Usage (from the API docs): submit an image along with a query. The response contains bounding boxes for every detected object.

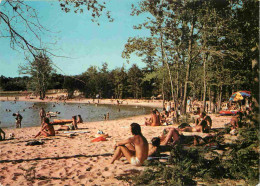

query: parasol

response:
[229,91,251,101]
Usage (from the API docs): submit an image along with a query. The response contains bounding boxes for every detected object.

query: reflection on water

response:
[0,101,152,128]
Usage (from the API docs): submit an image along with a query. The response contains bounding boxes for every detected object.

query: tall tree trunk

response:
[217,85,223,112]
[209,86,211,112]
[251,46,259,111]
[175,54,180,111]
[202,53,208,112]
[160,32,175,102]
[162,77,165,108]
[182,21,194,115]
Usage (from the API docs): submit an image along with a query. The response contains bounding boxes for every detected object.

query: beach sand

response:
[0,97,233,185]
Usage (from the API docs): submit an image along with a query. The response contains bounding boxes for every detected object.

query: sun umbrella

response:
[229,91,251,101]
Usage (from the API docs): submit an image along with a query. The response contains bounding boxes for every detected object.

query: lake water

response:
[0,101,152,128]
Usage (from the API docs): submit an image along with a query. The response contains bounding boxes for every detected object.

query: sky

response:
[0,0,150,77]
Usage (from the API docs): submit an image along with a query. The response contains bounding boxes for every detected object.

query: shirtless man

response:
[35,118,55,138]
[145,110,161,126]
[110,123,148,166]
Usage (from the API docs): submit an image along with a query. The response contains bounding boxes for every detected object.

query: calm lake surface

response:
[0,101,152,128]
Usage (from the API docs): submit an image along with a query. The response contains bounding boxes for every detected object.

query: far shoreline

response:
[0,95,164,109]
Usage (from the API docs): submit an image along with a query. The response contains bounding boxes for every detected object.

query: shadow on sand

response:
[0,153,113,164]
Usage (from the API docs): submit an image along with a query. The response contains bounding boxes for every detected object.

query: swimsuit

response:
[131,156,141,166]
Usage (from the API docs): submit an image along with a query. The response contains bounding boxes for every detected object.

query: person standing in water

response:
[15,112,23,128]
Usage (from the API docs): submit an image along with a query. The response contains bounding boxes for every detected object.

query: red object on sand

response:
[91,136,107,142]
[219,110,240,116]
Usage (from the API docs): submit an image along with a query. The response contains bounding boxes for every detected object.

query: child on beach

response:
[111,123,148,166]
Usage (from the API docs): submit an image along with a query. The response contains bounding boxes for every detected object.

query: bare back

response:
[132,135,149,164]
[151,114,160,126]
[45,123,55,136]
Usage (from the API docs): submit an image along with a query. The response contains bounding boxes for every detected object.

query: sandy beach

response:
[0,98,233,185]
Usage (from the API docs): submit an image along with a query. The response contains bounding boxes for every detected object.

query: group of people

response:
[110,120,215,166]
[35,108,83,138]
[111,110,214,166]
[144,108,179,126]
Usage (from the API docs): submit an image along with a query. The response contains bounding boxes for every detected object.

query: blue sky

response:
[0,0,150,77]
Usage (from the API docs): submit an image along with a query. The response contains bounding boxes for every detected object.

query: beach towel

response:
[26,140,44,146]
[63,131,90,134]
[147,154,170,161]
[91,136,107,142]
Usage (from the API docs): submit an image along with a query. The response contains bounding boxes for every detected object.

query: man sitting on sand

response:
[57,116,78,131]
[110,123,148,166]
[195,112,212,129]
[145,110,161,126]
[35,118,55,138]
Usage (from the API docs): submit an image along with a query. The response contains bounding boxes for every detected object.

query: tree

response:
[111,67,127,99]
[19,52,55,99]
[59,0,113,24]
[127,64,143,98]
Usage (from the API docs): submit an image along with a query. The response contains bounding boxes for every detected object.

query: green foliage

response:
[19,52,55,99]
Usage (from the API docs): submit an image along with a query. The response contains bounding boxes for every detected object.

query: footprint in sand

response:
[104,167,109,171]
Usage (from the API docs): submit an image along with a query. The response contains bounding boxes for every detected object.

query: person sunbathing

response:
[57,116,78,131]
[179,120,209,133]
[35,118,55,138]
[145,110,161,126]
[148,137,173,157]
[158,127,216,147]
[148,137,161,157]
[110,123,148,166]
[160,128,181,146]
